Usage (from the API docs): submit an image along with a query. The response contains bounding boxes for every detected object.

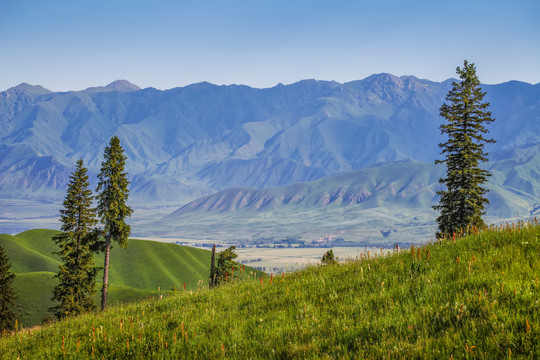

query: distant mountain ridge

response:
[1,74,539,206]
[1,75,539,238]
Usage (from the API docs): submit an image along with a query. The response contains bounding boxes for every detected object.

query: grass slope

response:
[1,222,539,358]
[0,230,60,273]
[12,272,57,327]
[0,229,264,327]
[12,272,158,327]
[96,240,213,292]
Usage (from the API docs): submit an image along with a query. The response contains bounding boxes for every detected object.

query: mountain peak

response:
[6,83,52,95]
[105,80,141,92]
[365,73,402,82]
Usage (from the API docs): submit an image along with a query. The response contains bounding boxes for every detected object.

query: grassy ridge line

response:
[99,239,214,291]
[0,231,60,273]
[0,229,215,292]
[1,223,539,359]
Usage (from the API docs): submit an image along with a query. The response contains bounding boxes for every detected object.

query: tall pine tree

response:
[0,243,18,332]
[433,60,495,238]
[96,136,132,311]
[51,159,99,319]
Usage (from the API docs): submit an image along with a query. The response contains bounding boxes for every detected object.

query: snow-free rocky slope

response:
[1,75,539,238]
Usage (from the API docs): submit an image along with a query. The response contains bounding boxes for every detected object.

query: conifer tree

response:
[321,249,336,265]
[212,246,239,286]
[51,159,99,319]
[0,243,18,332]
[96,136,132,310]
[433,60,495,238]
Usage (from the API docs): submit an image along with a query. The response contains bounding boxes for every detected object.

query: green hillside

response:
[11,272,158,327]
[1,222,539,358]
[12,272,57,326]
[154,151,540,244]
[0,229,264,327]
[0,230,61,273]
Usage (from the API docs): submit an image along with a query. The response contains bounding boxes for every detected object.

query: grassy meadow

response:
[1,221,539,358]
[0,229,265,327]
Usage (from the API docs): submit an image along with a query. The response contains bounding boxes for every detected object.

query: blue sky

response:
[1,0,539,91]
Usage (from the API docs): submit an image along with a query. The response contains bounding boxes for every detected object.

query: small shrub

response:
[321,249,336,265]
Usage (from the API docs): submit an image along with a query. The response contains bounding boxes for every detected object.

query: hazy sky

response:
[1,0,539,91]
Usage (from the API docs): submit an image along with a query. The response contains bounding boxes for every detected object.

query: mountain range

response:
[1,75,539,241]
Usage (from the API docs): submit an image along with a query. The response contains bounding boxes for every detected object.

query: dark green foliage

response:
[321,249,336,264]
[96,136,133,310]
[434,60,495,238]
[212,246,239,286]
[209,244,217,288]
[51,159,99,319]
[0,244,17,332]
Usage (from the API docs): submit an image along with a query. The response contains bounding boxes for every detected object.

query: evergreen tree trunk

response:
[100,236,111,311]
[209,244,216,288]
